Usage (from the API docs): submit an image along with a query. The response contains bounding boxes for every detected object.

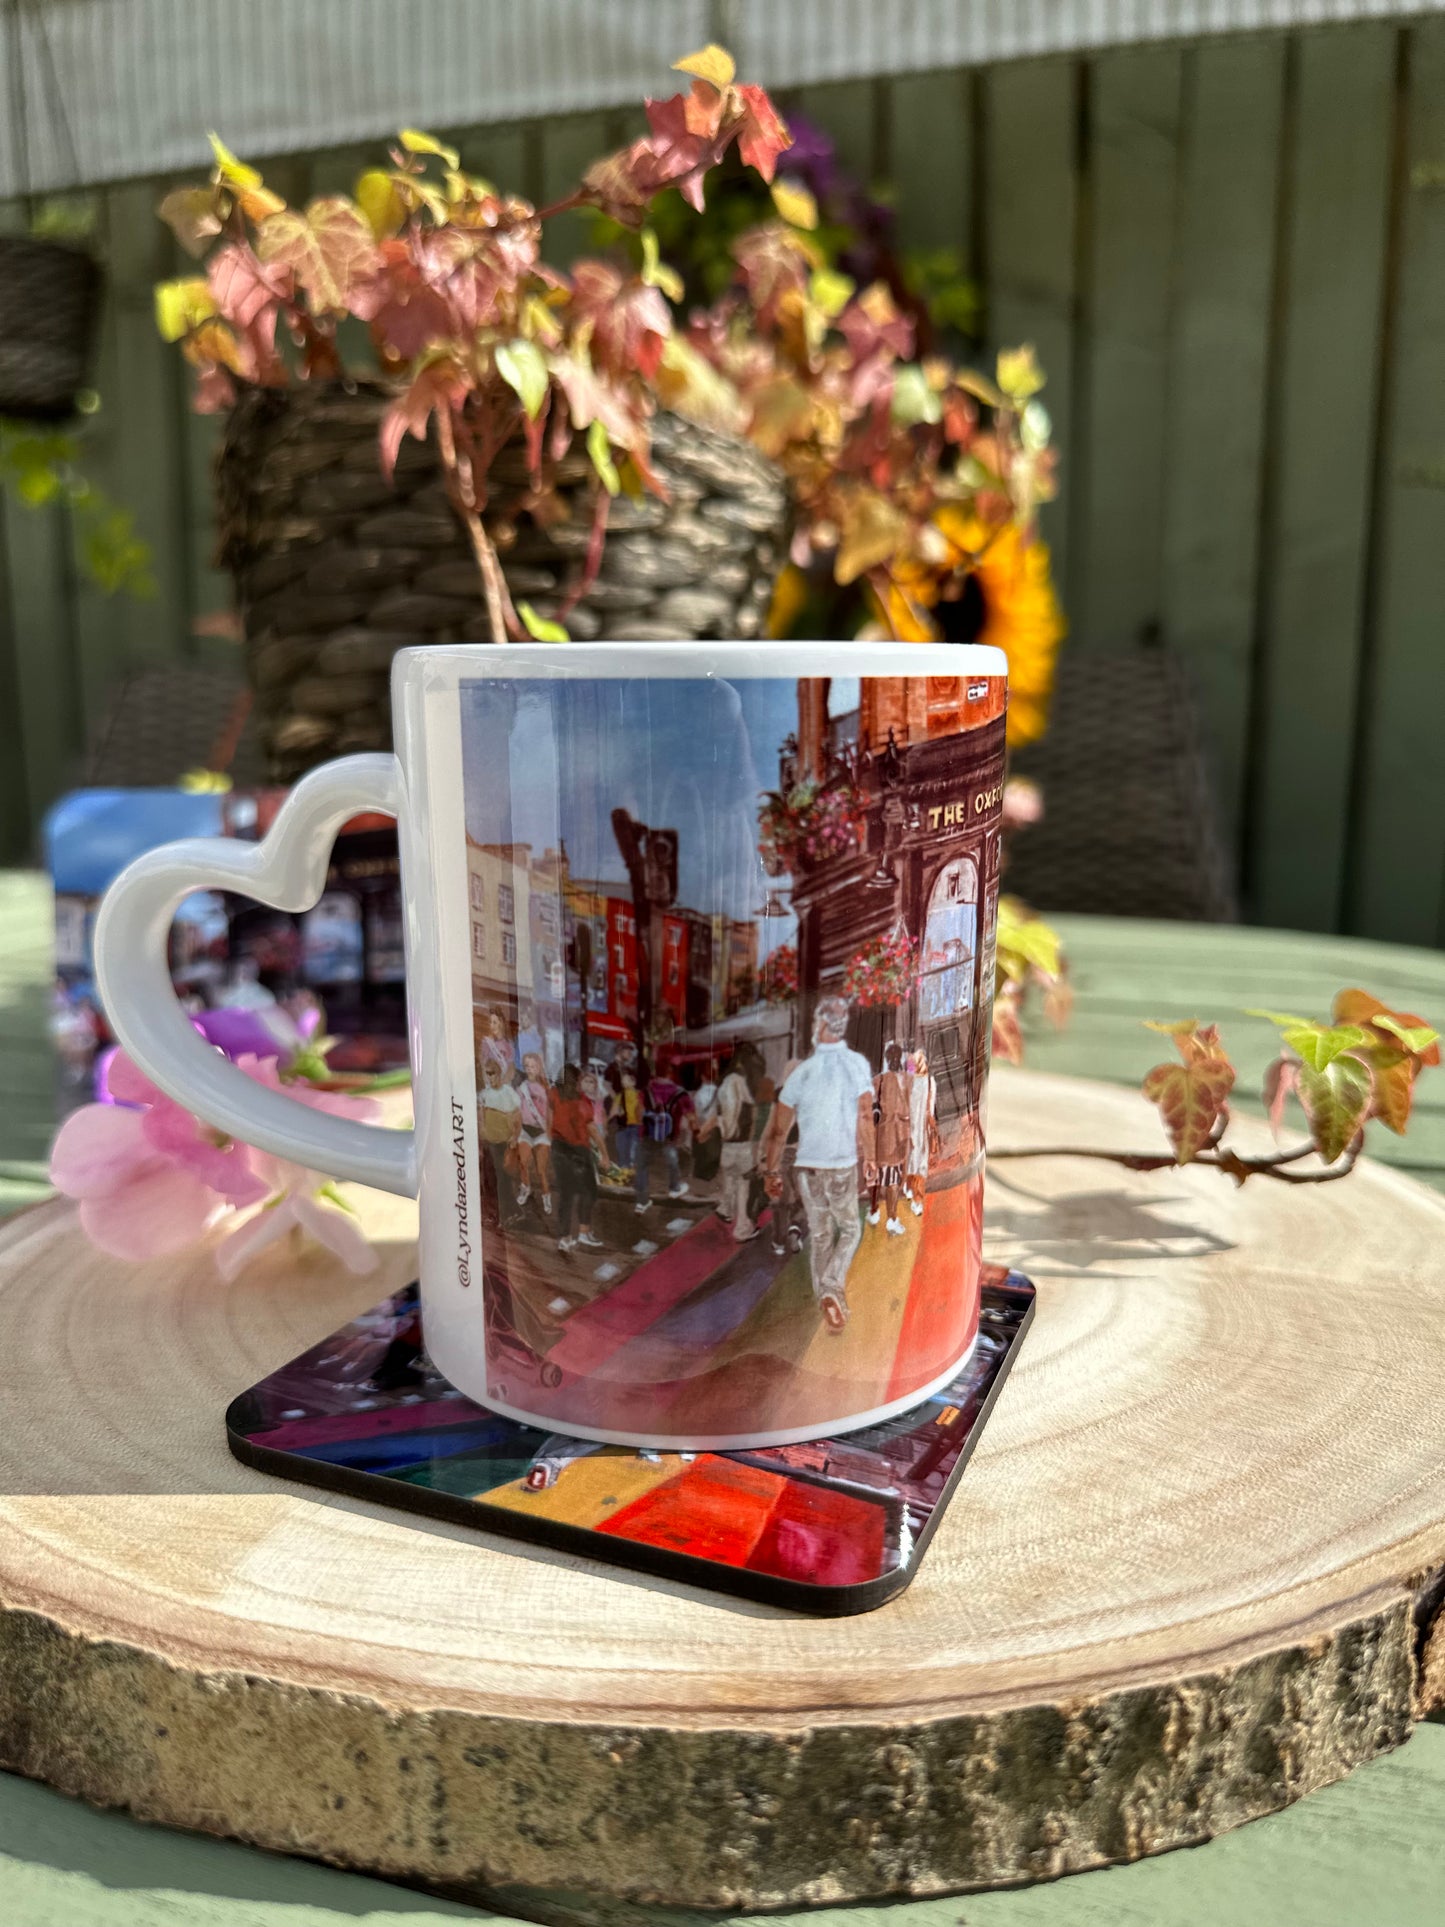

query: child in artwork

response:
[869,1041,911,1237]
[516,1051,554,1214]
[906,1047,937,1216]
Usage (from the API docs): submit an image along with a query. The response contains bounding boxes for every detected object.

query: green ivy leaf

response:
[518,601,570,642]
[1371,1013,1440,1056]
[1297,1053,1373,1165]
[891,364,943,428]
[1244,1010,1370,1071]
[398,128,460,170]
[494,338,550,421]
[639,228,684,302]
[996,345,1044,401]
[808,267,854,321]
[154,276,217,343]
[586,419,620,495]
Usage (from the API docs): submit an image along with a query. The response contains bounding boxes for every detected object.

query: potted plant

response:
[154,48,796,777]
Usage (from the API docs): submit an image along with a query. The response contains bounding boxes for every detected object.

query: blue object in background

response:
[44,789,225,897]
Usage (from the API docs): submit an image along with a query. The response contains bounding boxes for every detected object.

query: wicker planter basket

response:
[216,383,789,781]
[0,236,102,421]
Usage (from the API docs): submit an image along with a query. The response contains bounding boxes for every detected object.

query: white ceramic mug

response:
[96,640,1006,1448]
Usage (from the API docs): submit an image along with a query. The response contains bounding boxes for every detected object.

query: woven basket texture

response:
[83,664,265,789]
[1004,649,1238,922]
[215,383,789,781]
[0,236,102,421]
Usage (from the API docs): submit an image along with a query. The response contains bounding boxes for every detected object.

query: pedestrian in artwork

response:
[516,1051,554,1214]
[763,997,877,1333]
[483,1007,515,1072]
[634,1057,692,1213]
[609,1066,643,1178]
[690,1058,723,1183]
[549,1064,608,1254]
[869,1041,911,1237]
[759,1070,806,1258]
[714,1046,761,1243]
[906,1047,937,1216]
[477,1054,522,1224]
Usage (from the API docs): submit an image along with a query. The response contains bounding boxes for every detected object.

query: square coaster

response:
[226,1267,1034,1615]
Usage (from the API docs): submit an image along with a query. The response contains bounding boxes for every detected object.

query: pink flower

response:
[50,1047,384,1276]
[48,1101,225,1261]
[215,1186,378,1282]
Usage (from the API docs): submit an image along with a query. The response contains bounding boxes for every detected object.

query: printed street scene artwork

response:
[459,672,1006,1441]
[226,1273,1036,1605]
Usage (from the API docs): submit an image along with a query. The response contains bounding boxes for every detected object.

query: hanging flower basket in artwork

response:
[844,928,919,1008]
[758,779,863,873]
[759,941,798,1006]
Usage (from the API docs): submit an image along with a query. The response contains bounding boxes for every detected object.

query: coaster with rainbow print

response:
[226,1267,1034,1614]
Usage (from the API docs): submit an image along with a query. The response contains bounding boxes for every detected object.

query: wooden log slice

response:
[1,1069,1443,1916]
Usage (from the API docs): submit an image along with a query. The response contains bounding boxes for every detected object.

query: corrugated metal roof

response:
[1,0,1439,195]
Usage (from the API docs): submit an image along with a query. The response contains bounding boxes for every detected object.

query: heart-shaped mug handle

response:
[93,753,417,1198]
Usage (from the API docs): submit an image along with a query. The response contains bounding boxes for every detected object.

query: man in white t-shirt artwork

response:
[763,996,877,1333]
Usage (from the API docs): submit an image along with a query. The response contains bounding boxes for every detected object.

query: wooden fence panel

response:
[1349,21,1445,949]
[1249,25,1397,933]
[1070,45,1184,656]
[1159,35,1286,854]
[980,58,1079,608]
[3,29,1445,945]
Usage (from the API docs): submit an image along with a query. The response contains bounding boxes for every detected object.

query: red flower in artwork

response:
[760,943,799,1006]
[844,929,919,1008]
[758,780,863,873]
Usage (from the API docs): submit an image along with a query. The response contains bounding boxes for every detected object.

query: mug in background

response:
[95,641,1006,1449]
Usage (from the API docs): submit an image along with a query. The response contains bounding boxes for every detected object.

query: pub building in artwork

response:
[784,673,1006,1137]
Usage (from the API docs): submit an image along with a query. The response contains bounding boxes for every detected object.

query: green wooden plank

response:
[0,526,31,866]
[981,57,1079,611]
[1249,25,1397,933]
[538,112,619,268]
[1070,45,1184,652]
[1159,37,1286,858]
[2,493,82,850]
[457,125,529,202]
[1348,22,1445,947]
[886,68,973,258]
[83,182,192,671]
[793,77,879,187]
[64,190,130,745]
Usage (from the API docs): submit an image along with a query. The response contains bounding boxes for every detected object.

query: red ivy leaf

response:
[256,197,377,315]
[1142,1058,1235,1164]
[735,84,791,181]
[1261,1053,1300,1137]
[1141,1024,1235,1164]
[992,994,1023,1067]
[379,356,465,479]
[1366,1047,1416,1135]
[207,242,290,332]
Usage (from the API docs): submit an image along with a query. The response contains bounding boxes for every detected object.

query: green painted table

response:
[0,869,1441,1927]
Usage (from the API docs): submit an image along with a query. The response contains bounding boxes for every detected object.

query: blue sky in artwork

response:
[461,676,814,922]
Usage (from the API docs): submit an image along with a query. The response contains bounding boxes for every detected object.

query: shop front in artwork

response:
[782,675,1006,1158]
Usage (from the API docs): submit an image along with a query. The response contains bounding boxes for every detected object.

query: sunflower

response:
[877,506,1065,750]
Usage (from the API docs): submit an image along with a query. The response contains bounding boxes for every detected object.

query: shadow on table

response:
[985,1168,1235,1278]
